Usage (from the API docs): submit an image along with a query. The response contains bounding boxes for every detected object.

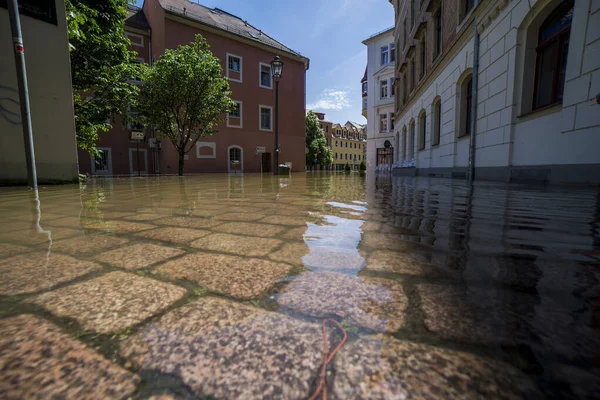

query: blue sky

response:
[135,0,394,124]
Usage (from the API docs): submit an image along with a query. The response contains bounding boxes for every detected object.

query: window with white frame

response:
[391,77,396,97]
[363,98,368,109]
[259,63,272,89]
[381,45,389,65]
[227,101,242,128]
[380,113,388,132]
[259,105,272,131]
[125,32,144,47]
[390,43,396,62]
[226,54,242,82]
[380,79,389,99]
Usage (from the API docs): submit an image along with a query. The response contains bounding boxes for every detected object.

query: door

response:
[376,148,394,167]
[228,146,243,173]
[129,148,148,175]
[261,152,271,173]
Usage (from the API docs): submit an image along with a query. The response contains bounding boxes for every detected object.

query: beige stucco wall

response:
[0,0,79,184]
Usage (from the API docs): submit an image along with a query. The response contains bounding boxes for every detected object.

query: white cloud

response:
[307,89,351,111]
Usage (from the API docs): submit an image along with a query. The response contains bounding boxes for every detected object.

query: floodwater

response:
[1,173,599,399]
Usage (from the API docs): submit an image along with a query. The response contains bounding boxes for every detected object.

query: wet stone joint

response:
[1,175,599,399]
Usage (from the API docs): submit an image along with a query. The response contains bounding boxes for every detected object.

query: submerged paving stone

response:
[0,227,81,246]
[277,271,407,332]
[303,246,366,271]
[359,232,411,251]
[366,250,440,276]
[333,335,540,399]
[213,222,287,238]
[154,252,293,299]
[191,233,282,257]
[417,283,520,345]
[52,235,129,256]
[0,314,139,399]
[120,298,322,400]
[0,253,102,296]
[268,242,310,265]
[280,226,308,241]
[85,220,156,234]
[214,212,266,222]
[155,216,222,229]
[28,271,187,333]
[136,227,211,244]
[259,215,308,226]
[0,243,29,258]
[95,243,185,270]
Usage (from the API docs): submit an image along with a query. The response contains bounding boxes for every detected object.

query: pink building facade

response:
[79,0,309,175]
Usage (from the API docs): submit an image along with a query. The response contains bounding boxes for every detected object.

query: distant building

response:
[0,0,79,184]
[389,0,600,184]
[79,0,309,176]
[362,26,396,170]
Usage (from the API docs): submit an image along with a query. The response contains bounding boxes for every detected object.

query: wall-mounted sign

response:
[0,0,57,25]
[130,131,145,141]
[256,146,266,153]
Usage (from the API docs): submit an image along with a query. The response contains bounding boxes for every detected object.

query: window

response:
[402,73,407,103]
[259,63,272,89]
[226,54,242,82]
[533,0,573,110]
[412,0,418,28]
[259,105,272,131]
[125,32,144,47]
[380,79,389,98]
[410,58,415,91]
[326,125,329,133]
[420,36,427,78]
[380,113,388,132]
[435,11,442,57]
[391,77,396,97]
[359,155,361,160]
[408,120,415,159]
[335,153,338,159]
[129,58,145,83]
[432,98,441,146]
[363,98,368,109]
[228,146,243,173]
[345,154,348,160]
[390,43,396,63]
[359,144,361,149]
[362,82,368,94]
[381,45,389,65]
[346,142,348,148]
[458,74,473,137]
[335,140,338,147]
[464,0,475,17]
[92,148,112,175]
[391,113,395,130]
[403,19,407,49]
[419,111,426,150]
[354,143,357,149]
[227,101,242,128]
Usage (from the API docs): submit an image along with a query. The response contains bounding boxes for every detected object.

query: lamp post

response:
[270,55,283,174]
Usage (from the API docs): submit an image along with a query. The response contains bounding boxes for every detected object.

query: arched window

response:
[432,97,441,146]
[457,71,473,137]
[418,110,426,150]
[533,0,573,110]
[402,125,407,161]
[408,120,415,159]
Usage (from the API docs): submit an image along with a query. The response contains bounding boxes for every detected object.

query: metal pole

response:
[468,17,480,184]
[7,0,37,189]
[274,79,280,175]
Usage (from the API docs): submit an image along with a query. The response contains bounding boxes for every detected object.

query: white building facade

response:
[391,0,600,184]
[363,27,397,171]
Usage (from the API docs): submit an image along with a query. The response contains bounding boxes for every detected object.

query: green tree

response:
[359,160,366,171]
[305,111,333,170]
[66,0,142,156]
[138,34,235,175]
[344,162,352,173]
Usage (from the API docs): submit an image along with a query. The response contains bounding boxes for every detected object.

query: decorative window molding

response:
[259,105,273,131]
[227,101,243,128]
[226,53,243,83]
[259,62,273,89]
[126,32,144,47]
[196,142,217,159]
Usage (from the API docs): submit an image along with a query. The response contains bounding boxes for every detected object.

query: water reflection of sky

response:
[302,209,365,274]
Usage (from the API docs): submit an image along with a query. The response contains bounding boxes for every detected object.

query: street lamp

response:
[270,55,284,174]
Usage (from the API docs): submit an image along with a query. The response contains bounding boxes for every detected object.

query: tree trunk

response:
[178,151,185,176]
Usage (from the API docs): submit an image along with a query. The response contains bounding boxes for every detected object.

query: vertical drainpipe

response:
[468,12,480,184]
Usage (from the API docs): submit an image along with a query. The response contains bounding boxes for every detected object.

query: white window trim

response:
[259,105,273,132]
[259,62,273,90]
[126,32,144,48]
[227,100,243,128]
[196,142,216,159]
[380,79,389,99]
[91,147,112,175]
[128,148,148,175]
[381,45,389,66]
[226,53,243,83]
[227,145,243,173]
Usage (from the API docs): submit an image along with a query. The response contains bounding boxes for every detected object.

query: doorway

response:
[261,152,271,173]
